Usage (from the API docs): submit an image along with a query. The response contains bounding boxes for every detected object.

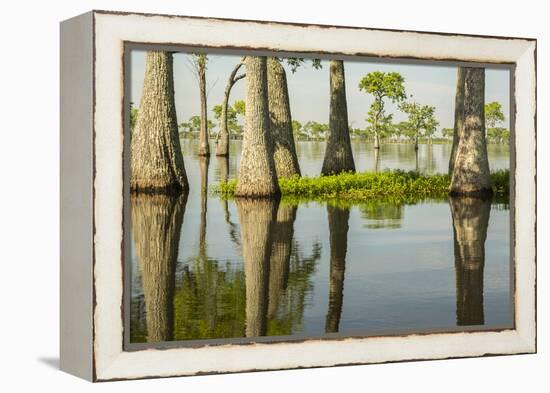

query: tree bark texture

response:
[236,198,279,337]
[325,205,350,333]
[450,196,490,326]
[267,58,301,178]
[450,68,493,196]
[132,191,188,342]
[322,60,356,175]
[216,62,245,157]
[235,57,280,197]
[267,204,297,319]
[449,68,466,175]
[198,62,210,156]
[131,51,188,192]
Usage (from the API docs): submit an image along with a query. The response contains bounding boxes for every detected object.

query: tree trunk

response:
[236,198,279,337]
[267,204,297,318]
[267,57,301,178]
[322,60,356,175]
[373,147,380,173]
[198,63,210,156]
[450,68,492,197]
[373,130,380,150]
[132,191,187,342]
[325,205,350,333]
[449,67,466,175]
[216,62,245,157]
[131,51,189,192]
[450,196,490,326]
[235,57,280,197]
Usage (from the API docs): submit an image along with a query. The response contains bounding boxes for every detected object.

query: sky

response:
[130,50,511,132]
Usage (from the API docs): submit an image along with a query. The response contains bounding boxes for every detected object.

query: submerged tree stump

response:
[321,60,356,175]
[235,56,280,197]
[131,51,188,192]
[449,67,493,197]
[267,57,301,178]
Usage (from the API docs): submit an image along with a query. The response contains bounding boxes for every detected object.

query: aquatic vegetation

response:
[214,169,510,202]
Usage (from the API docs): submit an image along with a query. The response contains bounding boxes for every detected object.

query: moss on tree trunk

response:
[450,68,493,197]
[322,60,356,175]
[235,57,280,197]
[450,196,489,326]
[131,51,189,192]
[267,58,301,178]
[325,205,349,333]
[132,192,187,342]
[449,67,466,175]
[237,198,279,337]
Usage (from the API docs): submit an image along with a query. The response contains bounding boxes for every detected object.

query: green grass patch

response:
[214,169,510,203]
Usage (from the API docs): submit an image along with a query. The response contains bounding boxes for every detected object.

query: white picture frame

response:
[60,10,536,382]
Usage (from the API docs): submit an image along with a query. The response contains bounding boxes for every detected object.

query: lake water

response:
[128,140,512,345]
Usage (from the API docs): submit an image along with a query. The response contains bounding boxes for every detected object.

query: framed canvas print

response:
[60,10,537,382]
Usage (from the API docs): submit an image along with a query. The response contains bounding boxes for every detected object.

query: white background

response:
[0,0,546,391]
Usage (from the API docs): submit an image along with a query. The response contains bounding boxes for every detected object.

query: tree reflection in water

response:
[130,189,497,342]
[130,191,188,343]
[237,198,279,337]
[450,196,491,326]
[325,205,350,333]
[359,200,404,229]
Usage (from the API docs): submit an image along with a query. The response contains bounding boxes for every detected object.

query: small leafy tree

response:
[399,101,439,149]
[358,71,406,149]
[484,101,505,128]
[484,101,508,144]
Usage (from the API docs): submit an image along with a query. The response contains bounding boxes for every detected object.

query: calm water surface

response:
[128,140,512,344]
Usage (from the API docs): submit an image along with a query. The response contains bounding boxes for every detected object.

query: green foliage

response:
[303,121,329,140]
[233,99,246,115]
[211,100,245,136]
[485,101,505,128]
[484,102,508,144]
[179,115,215,136]
[441,127,454,139]
[173,258,246,340]
[358,72,406,143]
[292,120,303,136]
[399,101,439,143]
[215,169,510,201]
[487,127,510,144]
[358,71,407,102]
[284,58,323,73]
[129,102,139,131]
[360,201,404,229]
